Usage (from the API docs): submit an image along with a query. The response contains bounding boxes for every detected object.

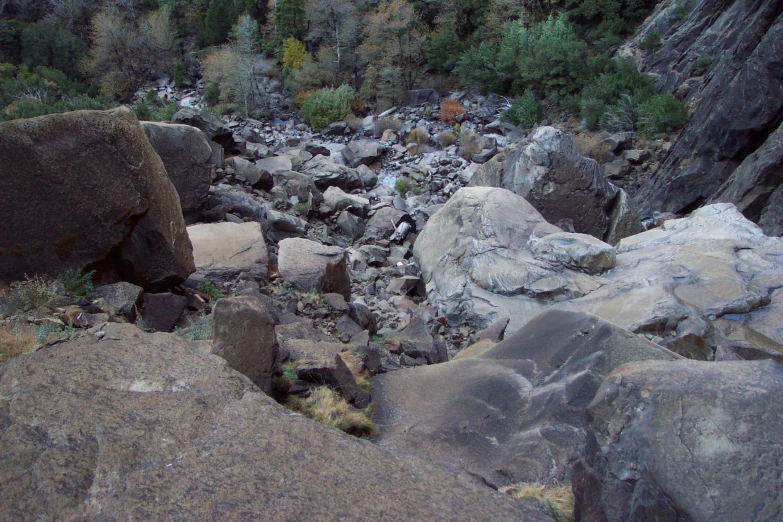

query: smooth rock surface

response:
[188,222,268,281]
[278,238,351,299]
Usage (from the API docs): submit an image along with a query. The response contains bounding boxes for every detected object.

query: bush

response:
[440,98,465,125]
[640,31,661,53]
[282,38,307,69]
[197,281,224,301]
[59,269,95,299]
[502,91,541,130]
[344,113,362,133]
[7,275,54,315]
[173,60,186,87]
[502,482,574,522]
[374,116,401,135]
[438,130,457,148]
[175,314,213,341]
[300,85,355,131]
[203,84,220,106]
[580,97,606,131]
[603,94,639,131]
[426,28,466,74]
[0,325,36,364]
[394,177,418,196]
[458,129,481,160]
[133,101,152,120]
[149,101,179,122]
[405,126,430,145]
[637,93,688,136]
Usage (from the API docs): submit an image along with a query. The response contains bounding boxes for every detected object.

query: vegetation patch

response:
[59,269,95,300]
[0,325,36,364]
[301,85,356,131]
[501,482,574,522]
[286,386,376,438]
[197,281,224,301]
[394,177,418,197]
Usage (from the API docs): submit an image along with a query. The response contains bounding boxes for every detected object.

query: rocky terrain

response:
[1,83,782,521]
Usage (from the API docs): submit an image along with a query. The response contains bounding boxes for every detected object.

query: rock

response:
[187,222,268,281]
[212,296,278,394]
[277,238,351,299]
[603,158,630,180]
[348,300,377,335]
[529,233,616,275]
[94,282,144,321]
[621,149,649,164]
[232,157,273,190]
[323,292,349,312]
[141,292,187,332]
[388,314,438,363]
[386,276,425,296]
[322,121,348,136]
[272,170,323,209]
[303,142,331,157]
[296,353,358,402]
[0,107,195,291]
[404,89,440,106]
[630,0,783,224]
[256,155,293,175]
[336,211,365,240]
[171,108,232,146]
[265,209,308,241]
[366,206,408,237]
[356,164,378,188]
[603,133,627,153]
[335,314,364,339]
[574,359,783,522]
[475,317,509,343]
[372,310,680,487]
[320,186,370,217]
[711,121,783,236]
[0,328,546,520]
[302,156,364,191]
[141,122,215,224]
[213,184,266,221]
[341,140,385,168]
[469,126,641,243]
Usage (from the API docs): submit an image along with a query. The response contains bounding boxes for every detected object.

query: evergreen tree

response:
[203,0,237,46]
[275,0,306,41]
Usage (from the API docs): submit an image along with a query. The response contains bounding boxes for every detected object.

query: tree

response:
[230,13,259,114]
[358,0,426,96]
[203,0,238,46]
[274,0,306,41]
[140,4,180,76]
[306,0,360,84]
[20,19,87,76]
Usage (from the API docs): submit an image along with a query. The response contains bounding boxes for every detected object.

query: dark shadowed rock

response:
[341,140,385,168]
[0,107,195,291]
[171,107,232,145]
[296,353,358,402]
[302,156,364,191]
[0,326,547,520]
[372,310,680,487]
[404,89,440,106]
[94,282,144,321]
[141,292,187,332]
[574,359,783,522]
[141,122,216,224]
[278,238,351,299]
[212,296,278,394]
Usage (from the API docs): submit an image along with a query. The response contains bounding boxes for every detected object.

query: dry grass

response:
[0,325,37,364]
[344,113,362,133]
[574,133,614,164]
[440,98,465,125]
[295,88,318,108]
[375,116,401,135]
[501,482,574,522]
[458,129,481,160]
[405,126,430,145]
[286,386,376,437]
[438,130,457,148]
[8,275,54,316]
[339,351,371,391]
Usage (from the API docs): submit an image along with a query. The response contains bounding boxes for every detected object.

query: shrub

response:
[173,60,186,87]
[8,275,54,315]
[203,84,220,106]
[440,98,465,125]
[574,133,614,163]
[59,269,95,300]
[133,101,152,120]
[695,53,713,71]
[374,116,401,135]
[502,91,541,130]
[426,28,466,74]
[301,85,355,131]
[282,38,307,69]
[149,101,179,122]
[394,177,417,196]
[671,4,690,24]
[197,281,224,301]
[285,386,376,438]
[458,129,481,160]
[438,130,457,148]
[580,97,606,131]
[502,482,574,522]
[406,127,430,146]
[344,113,362,133]
[640,31,661,53]
[637,93,688,136]
[175,314,213,341]
[603,93,639,131]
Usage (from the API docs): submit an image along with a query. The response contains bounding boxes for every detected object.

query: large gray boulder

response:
[302,155,364,191]
[171,107,232,145]
[629,0,783,225]
[574,358,783,522]
[372,310,680,487]
[341,140,385,168]
[277,238,351,299]
[0,107,195,291]
[469,126,640,243]
[0,325,547,520]
[141,121,216,224]
[188,222,268,281]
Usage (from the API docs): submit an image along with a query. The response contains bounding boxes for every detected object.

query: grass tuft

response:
[501,482,574,522]
[286,386,376,438]
[0,325,36,364]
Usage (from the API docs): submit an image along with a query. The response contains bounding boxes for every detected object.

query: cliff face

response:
[626,0,783,233]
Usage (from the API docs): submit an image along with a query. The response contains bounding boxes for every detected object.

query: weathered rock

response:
[212,296,278,394]
[277,238,351,299]
[296,353,358,402]
[272,170,323,208]
[187,222,268,281]
[386,276,425,296]
[366,206,408,237]
[94,282,144,321]
[213,184,267,221]
[469,126,640,243]
[265,209,308,241]
[171,108,232,145]
[574,359,783,522]
[341,140,385,168]
[388,314,438,363]
[320,186,370,217]
[404,89,440,106]
[0,327,546,520]
[302,156,364,191]
[232,157,273,190]
[0,107,195,291]
[141,292,187,332]
[529,233,616,275]
[630,0,783,225]
[336,211,365,240]
[373,310,680,487]
[348,300,377,335]
[141,122,215,224]
[255,155,292,175]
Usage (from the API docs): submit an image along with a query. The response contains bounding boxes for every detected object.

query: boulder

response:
[404,89,440,106]
[302,155,364,191]
[372,310,680,487]
[574,359,783,522]
[320,186,370,217]
[469,126,640,243]
[0,107,195,291]
[0,327,546,520]
[232,157,273,190]
[212,296,278,394]
[94,282,144,321]
[256,155,292,175]
[265,209,308,242]
[341,140,385,168]
[141,292,187,332]
[336,211,365,240]
[213,184,267,221]
[272,170,323,208]
[141,122,215,224]
[296,353,358,403]
[171,108,232,145]
[277,238,351,299]
[187,222,268,281]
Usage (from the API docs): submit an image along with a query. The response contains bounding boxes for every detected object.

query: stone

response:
[469,126,640,243]
[212,296,278,394]
[256,155,292,176]
[171,108,232,145]
[529,233,616,275]
[320,186,370,217]
[404,89,440,106]
[302,156,364,191]
[0,107,195,291]
[348,300,377,335]
[272,170,323,208]
[574,359,783,522]
[141,292,187,332]
[213,184,266,221]
[372,310,680,488]
[356,164,378,188]
[336,211,365,240]
[386,276,425,296]
[388,315,438,363]
[232,157,273,190]
[366,206,408,237]
[603,158,630,179]
[335,315,363,339]
[341,140,385,168]
[277,238,351,299]
[322,292,349,312]
[0,328,546,520]
[187,222,268,281]
[265,209,308,241]
[141,122,215,224]
[94,282,144,321]
[296,353,358,402]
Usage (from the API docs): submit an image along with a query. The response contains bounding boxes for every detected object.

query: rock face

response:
[416,189,783,355]
[212,296,278,394]
[278,238,351,299]
[0,107,195,291]
[187,222,269,281]
[469,126,640,243]
[141,122,216,224]
[574,359,783,522]
[629,0,783,227]
[171,107,232,146]
[0,326,546,520]
[372,310,680,487]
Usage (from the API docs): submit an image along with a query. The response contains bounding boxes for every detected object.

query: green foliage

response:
[566,0,655,49]
[671,4,690,24]
[695,53,713,70]
[640,31,661,53]
[426,28,466,74]
[502,90,541,130]
[175,314,213,341]
[394,177,417,196]
[8,275,54,315]
[59,269,95,300]
[20,20,87,78]
[580,97,606,131]
[275,0,306,41]
[300,85,355,131]
[454,42,503,93]
[281,38,306,69]
[173,60,187,87]
[133,101,152,120]
[203,83,220,106]
[0,20,26,64]
[197,281,224,301]
[203,0,240,46]
[603,93,639,131]
[149,101,179,122]
[637,93,688,136]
